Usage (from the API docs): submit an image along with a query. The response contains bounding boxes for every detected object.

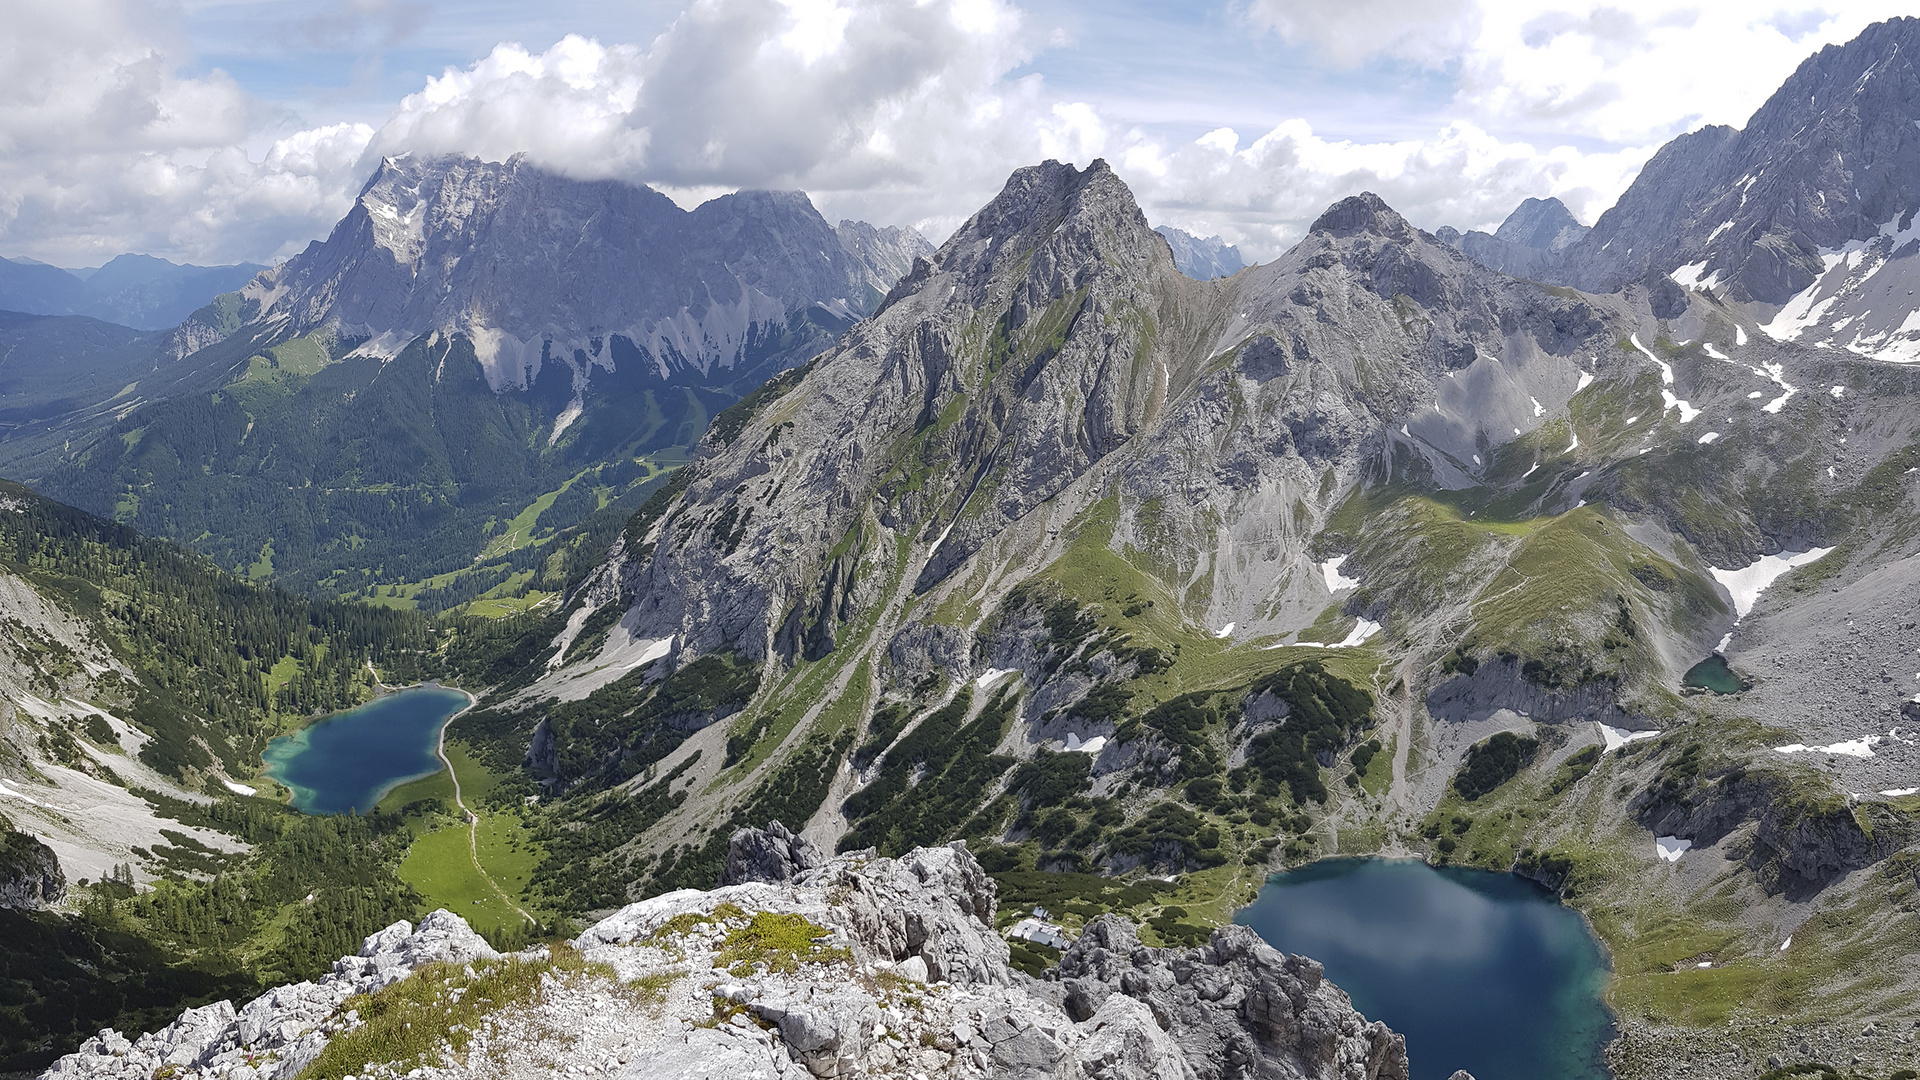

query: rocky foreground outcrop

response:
[717,819,823,886]
[43,909,501,1079]
[42,836,1407,1080]
[0,824,65,909]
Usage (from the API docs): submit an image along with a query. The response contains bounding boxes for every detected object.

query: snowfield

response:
[1708,548,1835,618]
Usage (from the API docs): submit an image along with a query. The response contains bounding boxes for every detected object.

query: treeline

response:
[121,796,424,983]
[0,479,432,778]
[40,330,713,599]
[0,796,423,1072]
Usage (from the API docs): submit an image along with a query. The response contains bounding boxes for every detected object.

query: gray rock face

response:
[1424,658,1646,729]
[1050,916,1410,1080]
[1154,226,1246,280]
[719,820,824,886]
[41,844,1406,1080]
[1557,18,1920,303]
[184,153,931,391]
[41,909,499,1080]
[1448,197,1588,281]
[751,990,882,1077]
[1632,766,1910,896]
[1495,198,1591,254]
[826,842,1012,986]
[0,824,64,908]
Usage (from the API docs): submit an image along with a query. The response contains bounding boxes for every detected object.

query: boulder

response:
[829,841,1011,985]
[1053,915,1410,1080]
[720,820,824,886]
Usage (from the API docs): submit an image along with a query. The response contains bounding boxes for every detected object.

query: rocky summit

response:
[215,154,930,390]
[42,834,1406,1080]
[14,15,1920,1080]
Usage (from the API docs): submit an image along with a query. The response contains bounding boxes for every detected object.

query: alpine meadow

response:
[6,6,1920,1080]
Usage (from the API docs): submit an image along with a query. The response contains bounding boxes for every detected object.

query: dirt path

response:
[437,691,535,926]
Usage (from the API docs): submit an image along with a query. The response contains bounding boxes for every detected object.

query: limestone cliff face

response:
[612,158,1217,661]
[610,165,1632,673]
[176,154,931,392]
[43,837,1408,1080]
[1556,18,1920,306]
[1446,197,1589,282]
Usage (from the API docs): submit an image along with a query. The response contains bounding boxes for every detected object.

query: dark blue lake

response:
[261,685,470,815]
[1235,858,1613,1080]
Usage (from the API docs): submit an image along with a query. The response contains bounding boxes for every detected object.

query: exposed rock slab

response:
[43,842,1406,1080]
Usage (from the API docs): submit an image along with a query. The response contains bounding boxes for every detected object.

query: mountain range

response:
[0,156,929,599]
[1449,17,1920,364]
[0,255,266,332]
[1153,225,1246,279]
[447,18,1920,1076]
[5,15,1920,1080]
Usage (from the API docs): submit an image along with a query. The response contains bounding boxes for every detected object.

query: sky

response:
[0,0,1905,268]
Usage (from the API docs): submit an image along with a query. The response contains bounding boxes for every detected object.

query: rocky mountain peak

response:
[601,157,1205,662]
[1441,196,1590,281]
[1309,192,1414,240]
[1493,197,1589,253]
[930,158,1165,296]
[961,158,1112,239]
[1153,225,1246,280]
[44,841,1409,1080]
[209,153,932,392]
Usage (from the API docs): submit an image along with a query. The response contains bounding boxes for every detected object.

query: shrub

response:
[1547,746,1600,796]
[1453,732,1539,801]
[1239,661,1374,804]
[1350,738,1383,777]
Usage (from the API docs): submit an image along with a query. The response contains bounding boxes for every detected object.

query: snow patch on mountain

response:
[1708,547,1835,617]
[1318,555,1361,592]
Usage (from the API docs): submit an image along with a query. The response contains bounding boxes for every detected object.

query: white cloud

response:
[0,0,1907,270]
[364,0,1058,241]
[1242,0,1482,67]
[0,0,374,265]
[343,0,1653,254]
[1247,0,1889,146]
[1125,119,1655,258]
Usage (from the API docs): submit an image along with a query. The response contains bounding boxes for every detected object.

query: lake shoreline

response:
[1237,856,1615,1080]
[259,683,475,815]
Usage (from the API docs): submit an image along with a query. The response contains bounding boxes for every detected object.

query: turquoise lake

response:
[261,685,470,815]
[1683,654,1743,694]
[1235,858,1613,1080]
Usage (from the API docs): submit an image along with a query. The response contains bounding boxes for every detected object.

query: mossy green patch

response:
[717,911,839,976]
[299,947,656,1079]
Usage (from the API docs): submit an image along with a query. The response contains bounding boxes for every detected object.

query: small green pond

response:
[1683,655,1742,694]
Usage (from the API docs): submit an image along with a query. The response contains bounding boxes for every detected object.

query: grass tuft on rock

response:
[717,911,838,976]
[300,945,652,1080]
